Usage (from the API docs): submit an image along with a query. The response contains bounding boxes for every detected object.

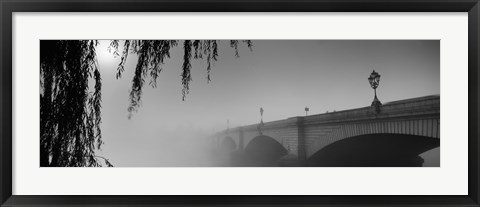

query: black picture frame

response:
[1,0,479,206]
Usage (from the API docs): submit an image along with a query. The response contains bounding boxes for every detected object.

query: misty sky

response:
[93,40,440,167]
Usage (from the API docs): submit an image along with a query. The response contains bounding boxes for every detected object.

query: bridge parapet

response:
[231,117,299,133]
[303,95,439,125]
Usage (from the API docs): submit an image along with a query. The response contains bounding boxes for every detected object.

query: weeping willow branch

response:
[115,40,253,118]
[40,40,105,167]
[92,155,114,167]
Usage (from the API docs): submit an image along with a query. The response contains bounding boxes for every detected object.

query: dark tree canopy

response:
[40,40,106,167]
[40,40,252,167]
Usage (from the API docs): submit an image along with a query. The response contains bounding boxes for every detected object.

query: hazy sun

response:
[95,40,119,72]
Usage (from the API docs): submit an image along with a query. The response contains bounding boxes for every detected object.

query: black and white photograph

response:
[40,40,440,167]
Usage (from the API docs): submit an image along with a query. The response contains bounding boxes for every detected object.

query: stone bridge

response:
[214,95,440,166]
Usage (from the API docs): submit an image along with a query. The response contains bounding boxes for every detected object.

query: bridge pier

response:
[278,117,308,167]
[296,117,306,161]
[238,127,244,151]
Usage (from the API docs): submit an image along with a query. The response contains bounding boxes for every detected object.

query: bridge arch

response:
[239,135,288,166]
[307,133,440,167]
[221,136,237,152]
[306,118,440,158]
[215,136,238,166]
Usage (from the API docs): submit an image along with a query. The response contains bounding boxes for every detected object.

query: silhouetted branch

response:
[117,40,252,116]
[116,40,130,79]
[40,40,103,167]
[108,40,120,57]
[93,155,114,167]
[182,40,193,101]
[230,40,240,57]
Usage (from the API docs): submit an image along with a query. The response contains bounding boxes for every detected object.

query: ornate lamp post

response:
[260,107,264,124]
[368,70,382,113]
[258,107,264,135]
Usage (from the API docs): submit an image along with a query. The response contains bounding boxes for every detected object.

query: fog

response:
[91,40,440,167]
[99,128,217,167]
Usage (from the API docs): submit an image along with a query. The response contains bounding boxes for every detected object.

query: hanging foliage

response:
[40,40,252,167]
[110,40,252,117]
[40,40,107,167]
